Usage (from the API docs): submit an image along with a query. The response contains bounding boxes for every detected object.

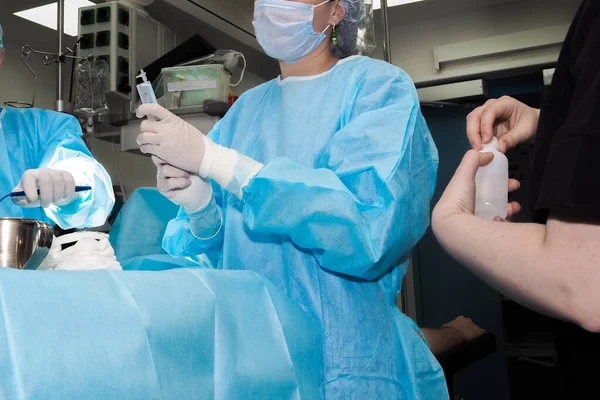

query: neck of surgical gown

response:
[159,56,448,399]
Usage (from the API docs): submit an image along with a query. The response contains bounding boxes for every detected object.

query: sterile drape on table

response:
[0,268,323,399]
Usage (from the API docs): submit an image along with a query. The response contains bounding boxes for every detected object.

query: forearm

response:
[242,158,430,279]
[433,213,577,324]
[421,327,464,356]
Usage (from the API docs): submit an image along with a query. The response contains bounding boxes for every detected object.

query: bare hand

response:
[433,150,521,222]
[467,96,540,153]
[443,316,486,343]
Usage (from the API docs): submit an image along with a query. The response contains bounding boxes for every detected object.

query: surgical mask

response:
[253,0,332,63]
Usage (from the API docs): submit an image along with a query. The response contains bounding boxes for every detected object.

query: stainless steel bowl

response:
[0,218,54,270]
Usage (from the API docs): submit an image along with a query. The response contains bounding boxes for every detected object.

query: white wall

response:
[372,0,580,85]
[0,26,75,109]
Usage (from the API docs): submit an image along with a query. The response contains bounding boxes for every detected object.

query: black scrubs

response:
[529,1,600,397]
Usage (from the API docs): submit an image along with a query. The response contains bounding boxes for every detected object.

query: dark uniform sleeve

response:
[535,1,600,220]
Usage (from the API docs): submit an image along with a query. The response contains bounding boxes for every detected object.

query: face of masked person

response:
[252,0,335,63]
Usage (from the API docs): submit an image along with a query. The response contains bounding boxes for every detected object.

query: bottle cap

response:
[136,69,148,83]
[481,137,499,153]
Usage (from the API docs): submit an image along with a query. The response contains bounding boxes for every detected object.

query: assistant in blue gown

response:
[162,55,449,399]
[0,108,114,228]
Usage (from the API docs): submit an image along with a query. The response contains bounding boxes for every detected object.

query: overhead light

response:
[372,0,425,10]
[14,0,95,37]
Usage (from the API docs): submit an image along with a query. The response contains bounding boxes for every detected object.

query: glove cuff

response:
[198,137,238,189]
[198,136,263,200]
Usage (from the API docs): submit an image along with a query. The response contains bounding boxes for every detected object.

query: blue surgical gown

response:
[0,107,114,229]
[164,56,448,399]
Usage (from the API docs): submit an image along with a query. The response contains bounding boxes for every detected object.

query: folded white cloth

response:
[39,232,122,271]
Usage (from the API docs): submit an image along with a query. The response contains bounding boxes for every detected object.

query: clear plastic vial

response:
[136,69,158,105]
[475,137,509,220]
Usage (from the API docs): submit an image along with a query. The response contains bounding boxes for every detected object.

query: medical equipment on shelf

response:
[136,69,157,104]
[475,137,509,220]
[181,50,247,87]
[0,218,53,269]
[0,186,92,205]
[78,1,177,115]
[155,65,230,110]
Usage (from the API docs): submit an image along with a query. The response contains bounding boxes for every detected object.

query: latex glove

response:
[466,96,541,153]
[138,104,263,198]
[137,104,207,175]
[442,316,486,344]
[13,168,76,208]
[432,151,521,223]
[154,156,213,214]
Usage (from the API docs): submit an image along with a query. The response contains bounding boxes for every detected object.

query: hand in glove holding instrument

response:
[153,156,213,214]
[137,105,207,175]
[13,168,77,208]
[152,155,222,240]
[137,104,263,199]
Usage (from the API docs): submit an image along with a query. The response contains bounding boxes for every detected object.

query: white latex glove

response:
[13,168,77,208]
[137,104,207,175]
[137,104,261,198]
[154,156,213,214]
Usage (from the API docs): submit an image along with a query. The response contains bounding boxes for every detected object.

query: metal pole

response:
[56,0,66,112]
[380,0,392,63]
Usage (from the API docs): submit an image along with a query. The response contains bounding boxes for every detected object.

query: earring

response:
[332,23,338,47]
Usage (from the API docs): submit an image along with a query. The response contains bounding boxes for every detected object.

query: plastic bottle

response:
[475,137,509,220]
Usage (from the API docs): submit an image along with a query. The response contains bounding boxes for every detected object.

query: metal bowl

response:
[0,218,54,270]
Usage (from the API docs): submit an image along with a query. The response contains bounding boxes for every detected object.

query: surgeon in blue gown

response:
[0,24,114,229]
[136,0,448,398]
